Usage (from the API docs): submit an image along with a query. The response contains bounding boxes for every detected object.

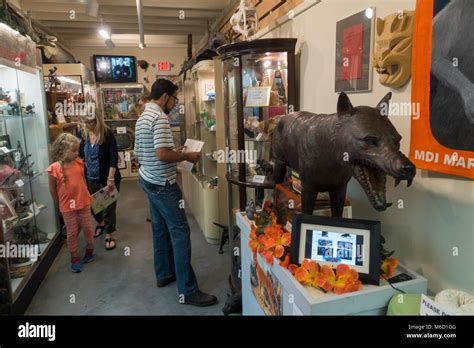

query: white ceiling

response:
[15,0,233,48]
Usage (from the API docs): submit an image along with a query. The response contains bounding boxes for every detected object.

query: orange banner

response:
[410,0,474,179]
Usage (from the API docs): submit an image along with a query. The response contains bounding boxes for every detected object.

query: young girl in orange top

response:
[47,133,94,273]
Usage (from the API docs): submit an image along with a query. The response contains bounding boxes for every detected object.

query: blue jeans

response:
[139,176,199,296]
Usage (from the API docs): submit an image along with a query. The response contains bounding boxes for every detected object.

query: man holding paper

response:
[135,78,217,307]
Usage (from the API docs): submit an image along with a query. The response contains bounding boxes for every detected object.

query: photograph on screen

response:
[94,55,136,83]
[304,229,364,266]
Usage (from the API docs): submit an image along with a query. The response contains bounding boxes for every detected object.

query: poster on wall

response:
[410,0,474,179]
[334,8,375,93]
[250,255,283,315]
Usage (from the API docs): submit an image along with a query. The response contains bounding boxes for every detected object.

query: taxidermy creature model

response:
[373,10,415,89]
[230,0,258,40]
[272,92,416,217]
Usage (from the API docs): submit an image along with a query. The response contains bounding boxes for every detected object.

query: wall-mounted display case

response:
[180,59,222,244]
[0,54,61,314]
[217,38,297,215]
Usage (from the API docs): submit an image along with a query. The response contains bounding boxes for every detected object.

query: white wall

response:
[262,0,473,294]
[72,47,188,91]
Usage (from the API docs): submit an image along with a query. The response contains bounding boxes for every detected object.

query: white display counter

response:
[237,212,428,315]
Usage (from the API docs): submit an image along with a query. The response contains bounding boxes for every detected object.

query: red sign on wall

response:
[341,23,363,81]
[157,61,171,71]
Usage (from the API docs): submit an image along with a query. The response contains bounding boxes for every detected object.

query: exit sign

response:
[157,61,171,71]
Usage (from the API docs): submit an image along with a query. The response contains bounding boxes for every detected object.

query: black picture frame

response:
[334,8,375,93]
[290,214,381,285]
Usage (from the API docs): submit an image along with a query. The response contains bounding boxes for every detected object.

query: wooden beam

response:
[100,5,221,17]
[28,12,209,26]
[39,20,205,32]
[53,28,202,36]
[258,0,304,31]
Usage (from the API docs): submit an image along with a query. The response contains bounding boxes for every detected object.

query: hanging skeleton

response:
[230,0,258,40]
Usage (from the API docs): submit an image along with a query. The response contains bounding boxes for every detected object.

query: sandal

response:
[105,238,116,251]
[94,225,105,238]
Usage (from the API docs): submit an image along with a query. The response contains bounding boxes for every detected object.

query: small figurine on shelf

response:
[14,193,30,219]
[255,159,274,178]
[24,103,35,115]
[47,66,60,90]
[8,101,20,116]
[245,199,256,220]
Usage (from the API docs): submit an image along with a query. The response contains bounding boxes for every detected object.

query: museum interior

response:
[0,0,472,318]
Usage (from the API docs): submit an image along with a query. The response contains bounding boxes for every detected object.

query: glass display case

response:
[0,54,61,313]
[180,59,222,244]
[184,60,218,186]
[100,84,144,120]
[43,63,97,114]
[43,63,97,143]
[217,38,297,214]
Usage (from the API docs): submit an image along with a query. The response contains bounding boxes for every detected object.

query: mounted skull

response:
[373,11,415,89]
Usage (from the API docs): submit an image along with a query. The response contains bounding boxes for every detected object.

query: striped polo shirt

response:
[135,102,176,185]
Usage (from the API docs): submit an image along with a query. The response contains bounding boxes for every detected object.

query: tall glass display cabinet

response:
[217,38,297,221]
[180,59,221,244]
[0,27,61,314]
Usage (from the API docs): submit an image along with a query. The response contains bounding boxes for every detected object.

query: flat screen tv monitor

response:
[93,55,137,83]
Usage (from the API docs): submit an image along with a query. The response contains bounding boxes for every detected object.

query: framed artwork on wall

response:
[334,8,375,93]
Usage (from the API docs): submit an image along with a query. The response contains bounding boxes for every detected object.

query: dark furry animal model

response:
[272,92,416,217]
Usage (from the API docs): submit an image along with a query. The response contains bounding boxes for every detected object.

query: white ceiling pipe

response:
[136,0,146,48]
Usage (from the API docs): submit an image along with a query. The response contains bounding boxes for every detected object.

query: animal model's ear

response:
[337,92,355,117]
[376,92,392,113]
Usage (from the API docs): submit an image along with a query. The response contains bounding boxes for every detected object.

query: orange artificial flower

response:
[332,264,362,294]
[258,225,291,264]
[381,257,398,278]
[248,224,260,254]
[292,261,362,294]
[288,264,299,274]
[294,259,319,286]
[279,255,290,268]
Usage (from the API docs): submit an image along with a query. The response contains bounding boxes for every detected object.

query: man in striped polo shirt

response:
[135,79,217,307]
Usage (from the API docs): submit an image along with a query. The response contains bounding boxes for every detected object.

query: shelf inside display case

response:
[0,114,37,120]
[218,38,297,211]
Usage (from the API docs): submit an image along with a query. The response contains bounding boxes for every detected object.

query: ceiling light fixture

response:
[98,29,110,39]
[105,39,116,49]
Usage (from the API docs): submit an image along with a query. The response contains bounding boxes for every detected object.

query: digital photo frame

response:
[290,214,381,285]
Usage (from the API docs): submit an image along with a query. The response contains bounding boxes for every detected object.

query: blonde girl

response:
[48,133,94,273]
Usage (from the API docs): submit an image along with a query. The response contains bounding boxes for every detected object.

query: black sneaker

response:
[183,290,218,307]
[156,275,176,287]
